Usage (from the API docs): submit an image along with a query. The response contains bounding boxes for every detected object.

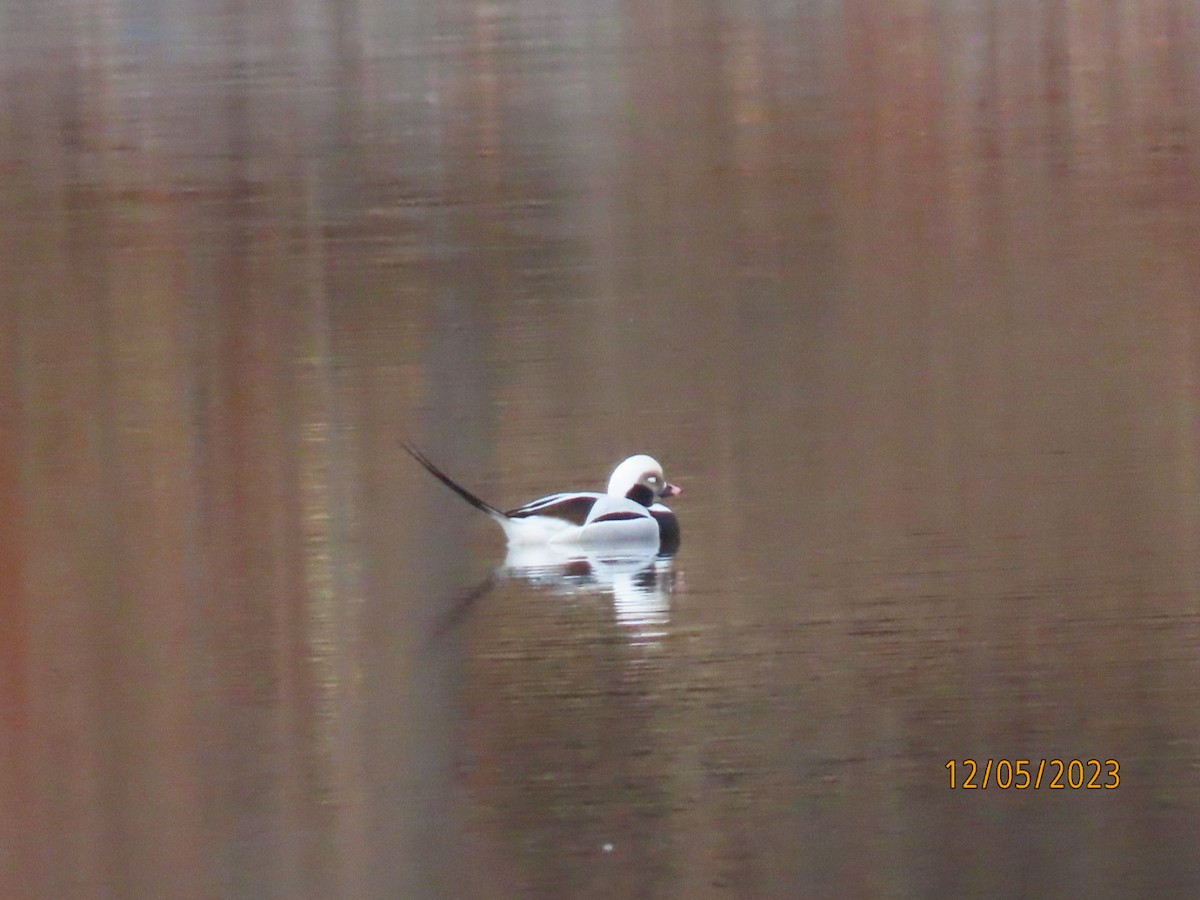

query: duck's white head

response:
[606,455,681,507]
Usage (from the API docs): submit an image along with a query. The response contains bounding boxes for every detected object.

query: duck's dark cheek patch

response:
[625,484,655,506]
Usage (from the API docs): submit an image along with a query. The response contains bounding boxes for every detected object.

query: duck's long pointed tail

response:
[401,442,508,521]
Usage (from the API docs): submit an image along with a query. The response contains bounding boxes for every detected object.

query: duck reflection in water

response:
[429,543,680,644]
[504,542,679,638]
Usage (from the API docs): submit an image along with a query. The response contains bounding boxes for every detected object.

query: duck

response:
[402,443,681,550]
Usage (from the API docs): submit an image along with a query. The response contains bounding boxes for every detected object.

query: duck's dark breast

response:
[651,508,680,553]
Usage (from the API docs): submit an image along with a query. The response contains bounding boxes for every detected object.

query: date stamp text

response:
[946,759,1119,789]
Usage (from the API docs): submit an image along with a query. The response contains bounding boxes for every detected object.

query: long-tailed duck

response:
[402,443,681,549]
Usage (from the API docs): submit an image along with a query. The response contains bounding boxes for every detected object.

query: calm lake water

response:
[3,2,1200,898]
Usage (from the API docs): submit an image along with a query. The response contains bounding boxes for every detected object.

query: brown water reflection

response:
[3,1,1200,898]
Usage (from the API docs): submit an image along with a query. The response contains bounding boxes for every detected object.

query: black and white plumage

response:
[402,443,681,550]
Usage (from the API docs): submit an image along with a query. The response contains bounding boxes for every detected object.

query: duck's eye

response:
[647,475,658,484]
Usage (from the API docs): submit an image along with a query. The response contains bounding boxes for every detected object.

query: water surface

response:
[2,2,1200,898]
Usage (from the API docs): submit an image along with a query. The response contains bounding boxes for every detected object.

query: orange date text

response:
[945,759,1119,789]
